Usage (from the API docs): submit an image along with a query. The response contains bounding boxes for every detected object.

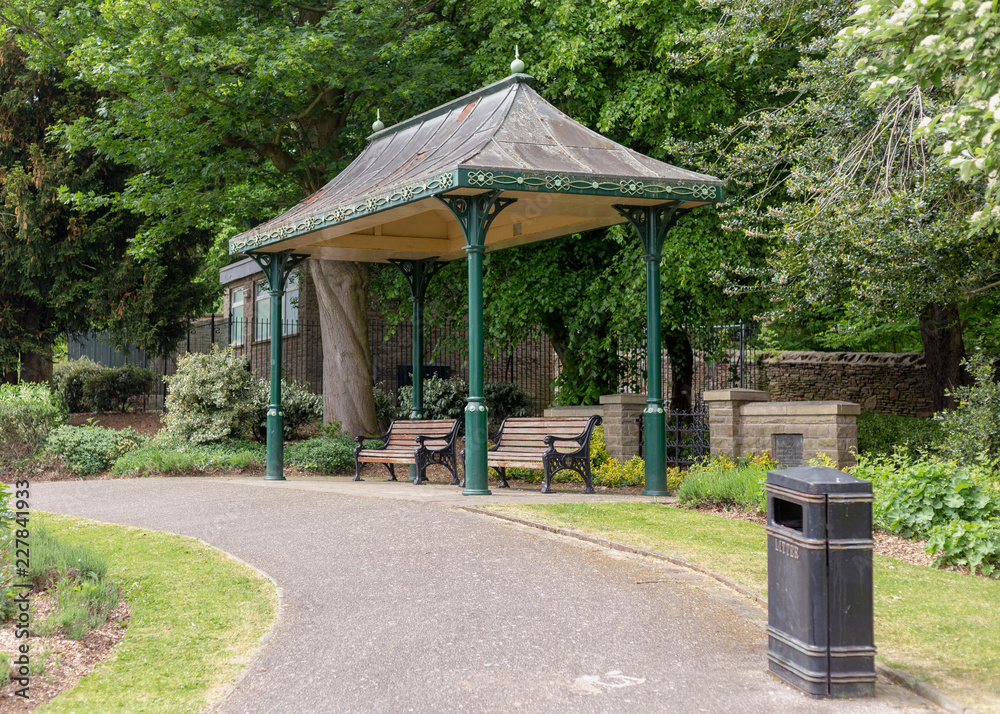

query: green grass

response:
[111,434,265,475]
[483,502,1000,712]
[31,513,277,713]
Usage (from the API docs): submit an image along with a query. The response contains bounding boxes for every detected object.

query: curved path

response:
[34,478,924,713]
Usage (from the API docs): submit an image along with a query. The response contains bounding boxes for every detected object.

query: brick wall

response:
[759,351,932,417]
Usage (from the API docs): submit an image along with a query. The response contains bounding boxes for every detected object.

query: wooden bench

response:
[484,415,603,494]
[353,419,461,485]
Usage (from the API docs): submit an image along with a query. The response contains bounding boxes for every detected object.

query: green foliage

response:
[284,435,376,475]
[0,382,66,463]
[82,364,156,413]
[677,454,777,512]
[163,346,259,443]
[841,0,1000,233]
[935,354,1000,465]
[593,457,646,489]
[852,453,1000,538]
[252,379,322,442]
[45,425,145,476]
[853,452,1000,576]
[53,357,106,412]
[111,433,265,476]
[372,383,395,430]
[927,519,1000,578]
[396,376,531,427]
[857,412,942,456]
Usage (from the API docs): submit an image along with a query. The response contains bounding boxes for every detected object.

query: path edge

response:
[460,505,980,714]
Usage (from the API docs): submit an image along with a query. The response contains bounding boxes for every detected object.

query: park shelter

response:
[229,71,724,494]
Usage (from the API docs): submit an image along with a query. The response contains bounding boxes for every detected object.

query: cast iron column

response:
[389,258,443,482]
[247,250,308,481]
[614,202,681,496]
[438,191,516,495]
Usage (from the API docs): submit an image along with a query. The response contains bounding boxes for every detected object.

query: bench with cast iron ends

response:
[485,415,603,493]
[353,419,461,485]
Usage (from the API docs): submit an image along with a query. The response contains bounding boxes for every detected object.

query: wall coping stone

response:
[599,393,647,406]
[703,389,770,403]
[742,400,861,417]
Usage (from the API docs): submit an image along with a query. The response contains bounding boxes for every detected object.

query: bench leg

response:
[541,461,554,494]
[387,463,396,481]
[353,459,363,482]
[496,466,509,489]
[459,448,465,488]
[582,461,596,495]
[414,454,425,485]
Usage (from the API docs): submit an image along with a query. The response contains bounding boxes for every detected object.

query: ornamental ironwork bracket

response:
[437,190,517,250]
[388,257,445,304]
[613,201,683,261]
[247,250,309,293]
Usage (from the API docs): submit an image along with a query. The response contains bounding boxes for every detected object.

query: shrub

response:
[372,383,395,430]
[857,412,941,456]
[45,425,145,476]
[163,346,259,443]
[284,434,375,474]
[111,432,265,475]
[677,453,776,512]
[252,379,323,441]
[0,383,66,464]
[53,357,106,412]
[593,456,646,488]
[851,452,1000,537]
[935,353,1000,465]
[82,364,155,413]
[483,381,531,424]
[396,376,532,428]
[926,519,1000,577]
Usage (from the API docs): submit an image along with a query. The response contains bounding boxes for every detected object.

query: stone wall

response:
[759,351,932,417]
[704,389,859,470]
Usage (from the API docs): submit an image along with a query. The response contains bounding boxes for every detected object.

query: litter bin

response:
[765,466,876,697]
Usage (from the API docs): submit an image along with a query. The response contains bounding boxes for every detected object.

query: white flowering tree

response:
[839,0,1000,234]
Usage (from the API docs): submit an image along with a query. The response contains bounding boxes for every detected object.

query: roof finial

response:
[371,109,384,132]
[510,45,525,75]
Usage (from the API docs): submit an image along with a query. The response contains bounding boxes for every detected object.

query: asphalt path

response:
[32,478,924,713]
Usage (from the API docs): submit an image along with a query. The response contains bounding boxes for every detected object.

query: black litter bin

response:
[765,466,876,697]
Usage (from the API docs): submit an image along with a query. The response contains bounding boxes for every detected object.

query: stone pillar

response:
[598,394,646,462]
[703,389,771,461]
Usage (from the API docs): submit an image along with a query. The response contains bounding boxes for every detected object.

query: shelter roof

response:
[230,74,723,262]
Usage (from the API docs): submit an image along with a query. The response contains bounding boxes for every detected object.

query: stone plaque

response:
[773,434,804,468]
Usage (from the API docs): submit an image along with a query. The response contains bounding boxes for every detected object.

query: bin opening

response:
[773,498,803,531]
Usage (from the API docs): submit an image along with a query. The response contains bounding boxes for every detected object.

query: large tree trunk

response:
[920,302,966,412]
[310,259,378,437]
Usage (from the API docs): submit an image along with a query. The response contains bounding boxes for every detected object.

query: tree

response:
[1,0,473,434]
[0,34,213,383]
[683,0,998,410]
[840,0,1000,235]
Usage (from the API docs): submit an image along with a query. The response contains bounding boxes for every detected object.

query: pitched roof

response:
[230,74,723,261]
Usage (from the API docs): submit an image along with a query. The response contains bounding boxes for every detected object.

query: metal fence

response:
[69,317,754,430]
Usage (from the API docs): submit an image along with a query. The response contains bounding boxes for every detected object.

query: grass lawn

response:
[34,513,277,713]
[482,502,1000,713]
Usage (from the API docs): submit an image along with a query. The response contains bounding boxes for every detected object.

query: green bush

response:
[857,412,941,456]
[851,453,1000,538]
[111,432,265,475]
[396,376,532,428]
[593,456,646,488]
[82,364,155,413]
[0,382,66,464]
[53,357,106,412]
[372,383,395,430]
[676,454,776,512]
[935,353,1000,465]
[926,519,1000,577]
[163,346,259,443]
[252,378,322,441]
[284,434,376,474]
[45,425,145,476]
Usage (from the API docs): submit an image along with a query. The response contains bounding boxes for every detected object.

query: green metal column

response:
[389,258,443,483]
[247,250,307,481]
[437,191,516,495]
[614,203,681,496]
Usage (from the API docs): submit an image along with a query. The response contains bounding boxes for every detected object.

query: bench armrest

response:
[543,434,585,447]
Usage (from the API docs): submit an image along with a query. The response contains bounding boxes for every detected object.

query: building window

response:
[230,288,245,345]
[283,270,299,336]
[255,279,271,341]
